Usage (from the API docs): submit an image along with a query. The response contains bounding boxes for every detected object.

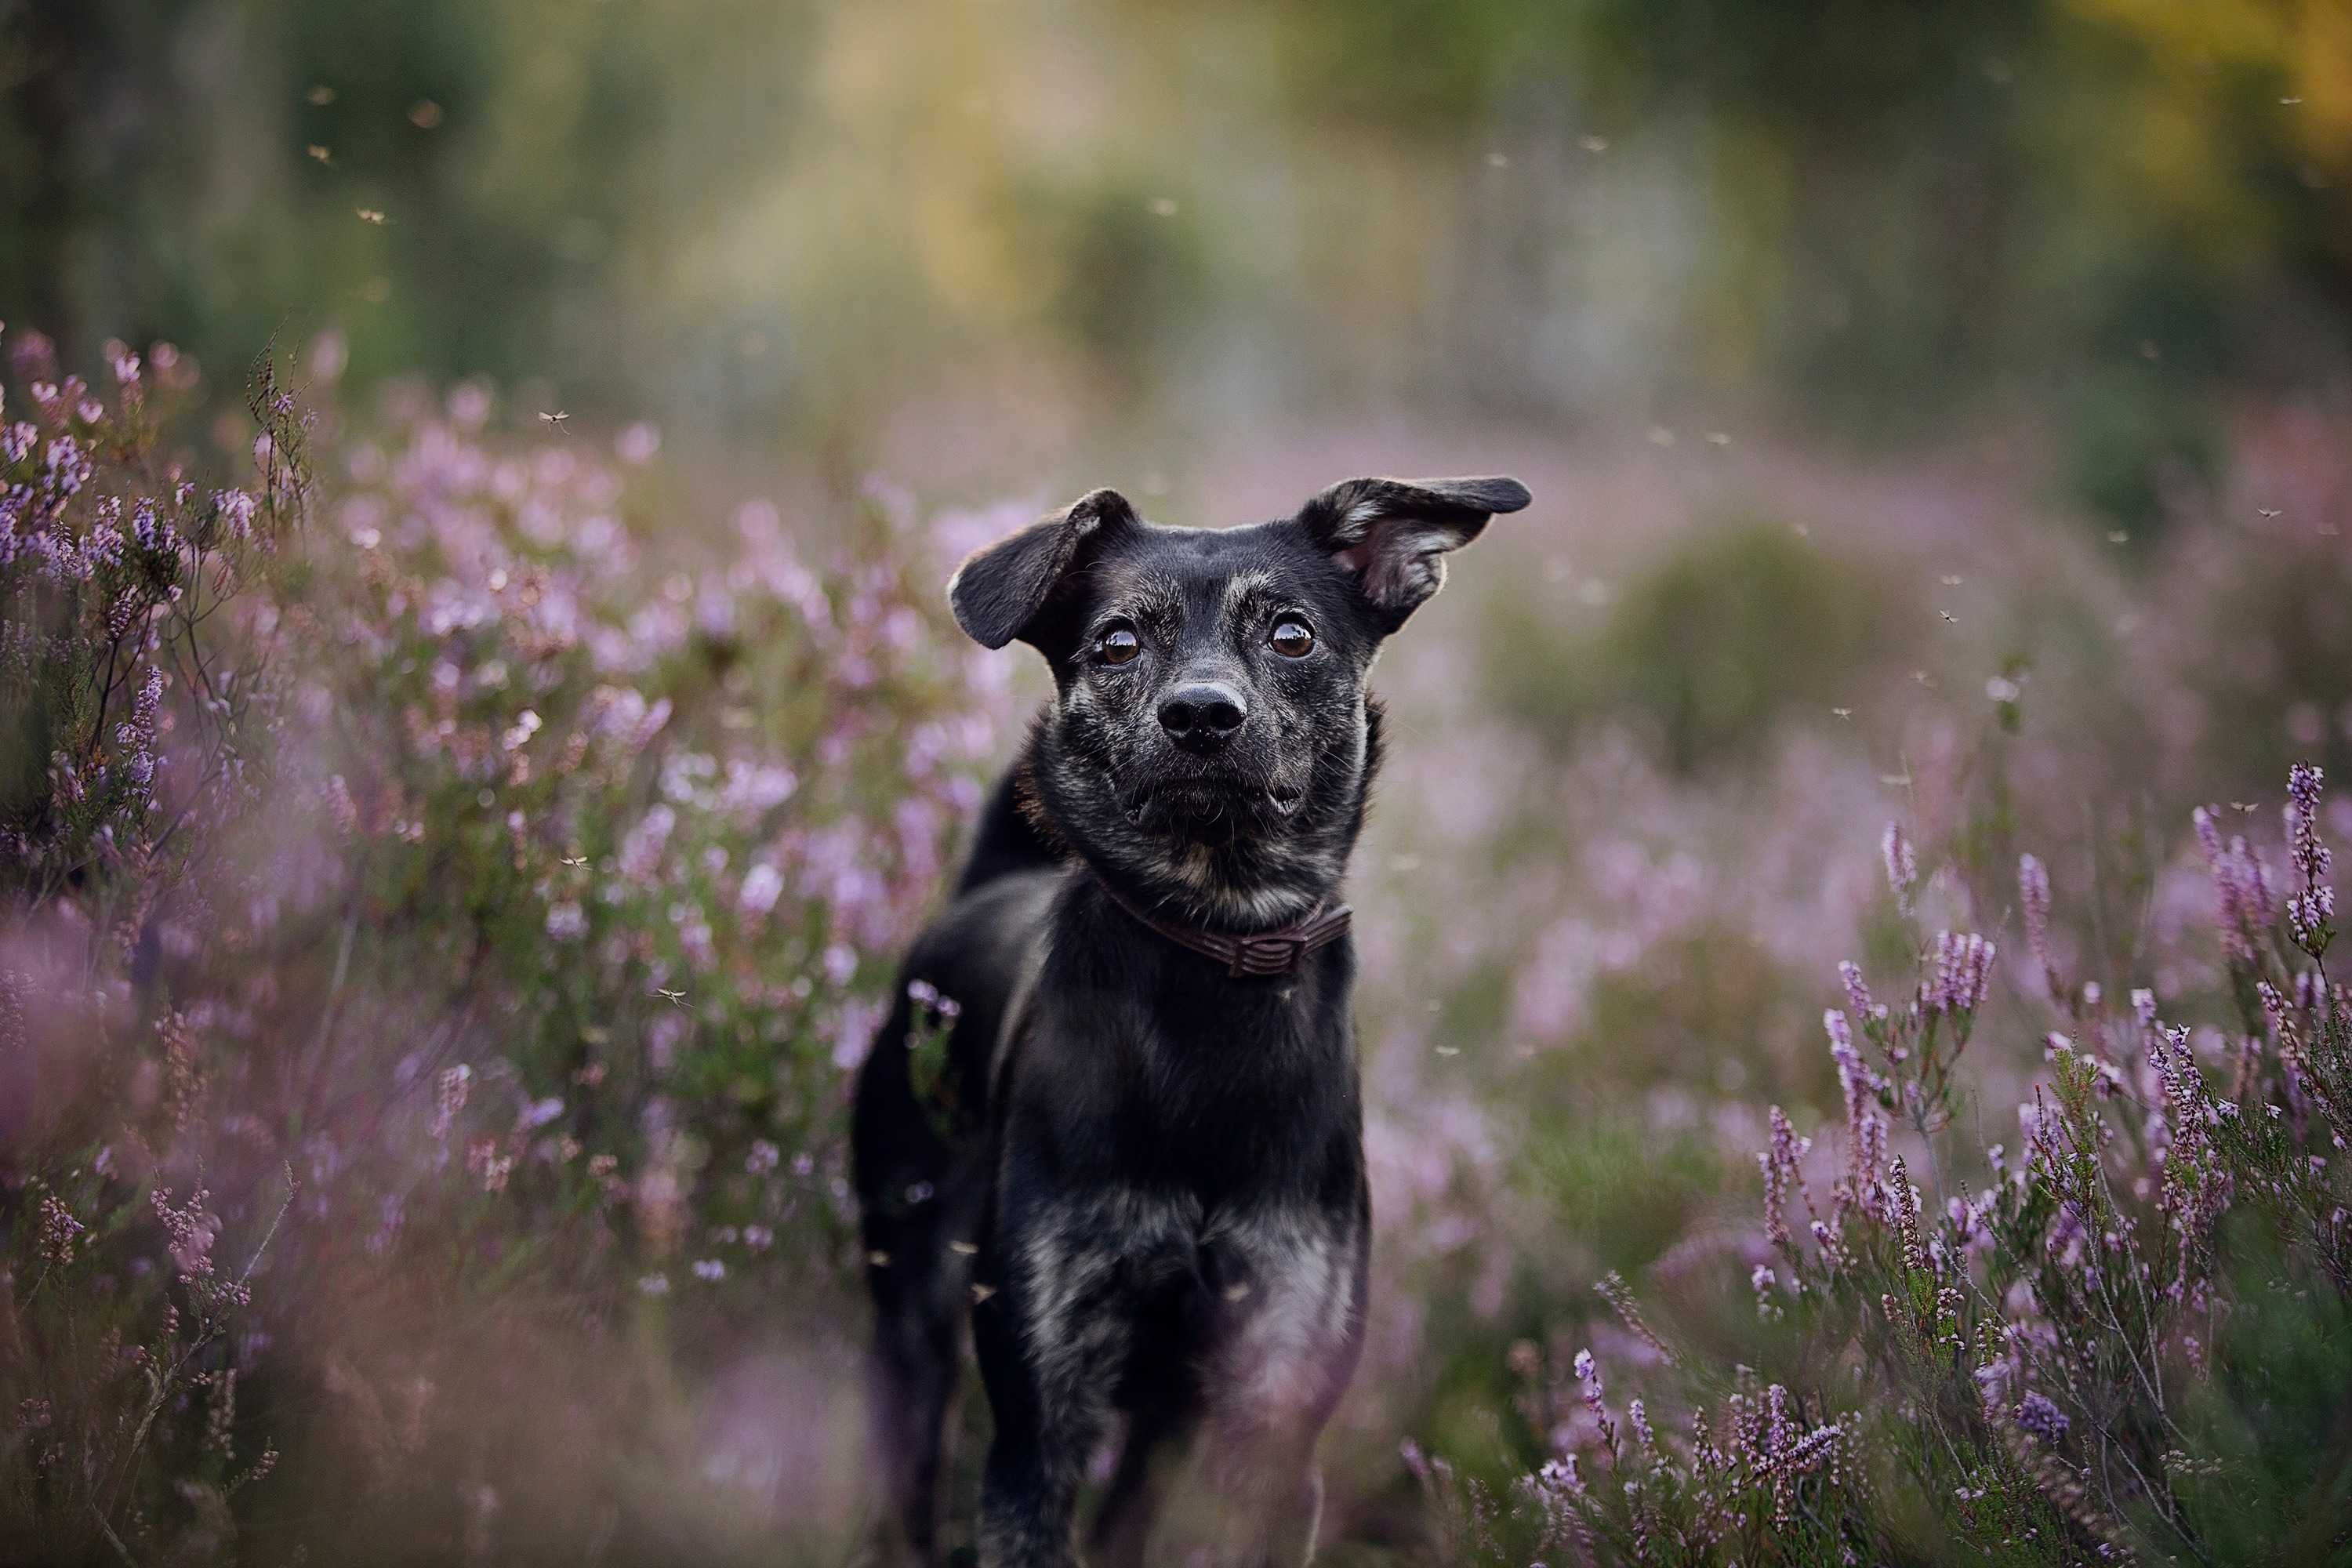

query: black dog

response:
[851,474,1530,1566]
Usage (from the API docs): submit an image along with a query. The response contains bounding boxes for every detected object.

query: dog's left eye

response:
[1269,616,1314,658]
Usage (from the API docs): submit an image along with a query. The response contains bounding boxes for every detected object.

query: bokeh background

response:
[13,0,2352,510]
[8,2,2352,1563]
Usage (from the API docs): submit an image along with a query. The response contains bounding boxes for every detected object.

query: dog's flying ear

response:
[1298,475,1531,630]
[947,488,1142,650]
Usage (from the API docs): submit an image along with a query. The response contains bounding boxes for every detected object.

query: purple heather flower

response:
[81,519,122,571]
[617,804,677,882]
[214,488,257,539]
[1824,1006,1854,1058]
[2289,887,2336,953]
[2149,1025,2203,1115]
[45,433,86,480]
[7,327,53,383]
[1838,960,1878,1022]
[2019,854,2053,992]
[1882,822,1918,914]
[1888,1157,1929,1279]
[2294,967,2327,1016]
[1759,1105,1810,1249]
[1925,931,1995,1014]
[151,1185,220,1280]
[1572,1348,1617,1453]
[738,862,785,916]
[2288,764,2330,886]
[1535,1454,1584,1501]
[130,497,172,553]
[1765,1382,1796,1458]
[1626,1397,1657,1455]
[2194,808,2250,960]
[2285,764,2333,953]
[1945,1193,1992,1254]
[433,1064,473,1139]
[36,1193,85,1265]
[2239,837,2280,927]
[1825,1009,1887,1218]
[2197,806,2285,961]
[2014,1391,2069,1444]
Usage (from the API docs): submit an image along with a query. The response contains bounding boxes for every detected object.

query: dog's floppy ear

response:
[1298,475,1530,630]
[947,488,1141,650]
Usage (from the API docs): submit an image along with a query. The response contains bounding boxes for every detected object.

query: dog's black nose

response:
[1158,681,1247,750]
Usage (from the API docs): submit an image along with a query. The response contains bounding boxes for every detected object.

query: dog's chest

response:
[1008,1185,1364,1414]
[1076,1005,1355,1208]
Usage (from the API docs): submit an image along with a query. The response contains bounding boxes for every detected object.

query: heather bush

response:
[1,325,302,917]
[2,325,309,1560]
[1415,759,2352,1564]
[266,379,1005,1267]
[2,330,1018,1559]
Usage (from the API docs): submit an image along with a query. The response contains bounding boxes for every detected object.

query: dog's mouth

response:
[1117,773,1305,829]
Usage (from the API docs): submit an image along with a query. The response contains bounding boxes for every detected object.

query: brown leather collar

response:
[1092,877,1352,978]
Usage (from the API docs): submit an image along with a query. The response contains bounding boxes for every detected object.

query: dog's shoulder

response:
[909,864,1065,1022]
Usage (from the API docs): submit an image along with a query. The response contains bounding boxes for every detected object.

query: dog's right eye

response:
[1097,624,1141,666]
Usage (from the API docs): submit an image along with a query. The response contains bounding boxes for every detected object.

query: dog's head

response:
[948,475,1530,927]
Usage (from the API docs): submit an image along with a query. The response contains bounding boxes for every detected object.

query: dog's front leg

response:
[972,1192,1127,1568]
[974,1399,1102,1568]
[1194,1212,1367,1567]
[1197,1425,1325,1568]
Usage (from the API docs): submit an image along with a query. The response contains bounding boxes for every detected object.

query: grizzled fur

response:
[851,474,1530,1566]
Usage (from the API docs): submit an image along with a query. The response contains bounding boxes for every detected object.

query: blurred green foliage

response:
[6,0,2350,514]
[2066,365,2220,526]
[1488,521,1906,774]
[2,0,816,430]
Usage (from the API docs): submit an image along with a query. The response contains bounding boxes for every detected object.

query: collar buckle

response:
[1230,933,1308,978]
